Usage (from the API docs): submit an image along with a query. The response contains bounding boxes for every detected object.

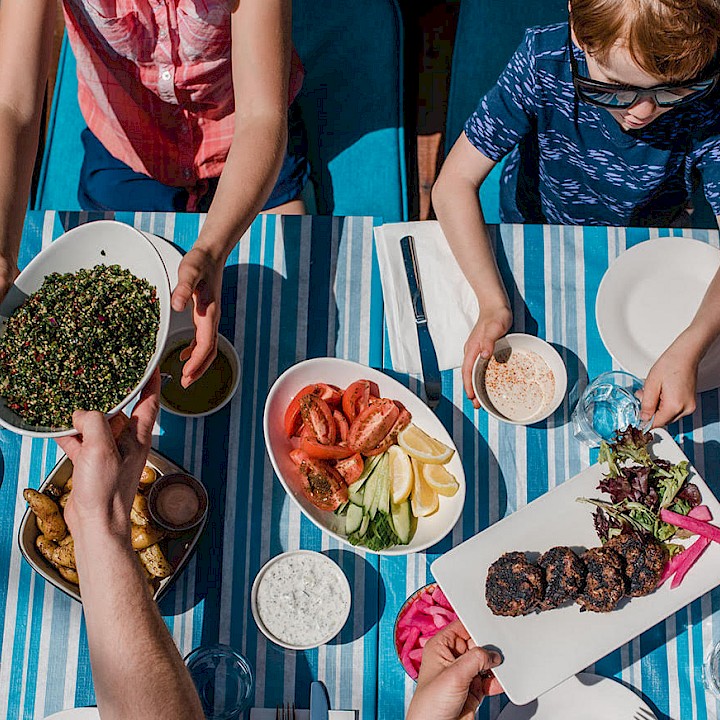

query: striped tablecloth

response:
[378,224,720,720]
[0,212,383,720]
[2,215,720,720]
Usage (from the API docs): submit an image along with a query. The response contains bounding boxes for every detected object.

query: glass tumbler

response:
[184,643,254,719]
[703,639,720,698]
[571,370,645,447]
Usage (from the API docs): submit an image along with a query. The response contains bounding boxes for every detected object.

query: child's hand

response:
[640,337,700,427]
[463,305,512,408]
[172,246,224,388]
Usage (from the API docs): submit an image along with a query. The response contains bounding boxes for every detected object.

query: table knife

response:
[309,680,330,720]
[400,235,442,409]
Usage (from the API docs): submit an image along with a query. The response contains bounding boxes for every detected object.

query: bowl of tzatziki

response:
[472,333,567,426]
[251,550,352,650]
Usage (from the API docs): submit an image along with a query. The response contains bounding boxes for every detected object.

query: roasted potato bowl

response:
[24,464,171,594]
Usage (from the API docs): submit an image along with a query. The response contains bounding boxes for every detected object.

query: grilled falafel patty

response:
[538,546,586,610]
[486,551,545,617]
[606,532,668,597]
[576,547,625,613]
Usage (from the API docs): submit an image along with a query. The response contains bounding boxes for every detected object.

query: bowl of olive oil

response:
[159,328,240,417]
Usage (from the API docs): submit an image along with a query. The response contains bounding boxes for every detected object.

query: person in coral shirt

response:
[0,0,308,386]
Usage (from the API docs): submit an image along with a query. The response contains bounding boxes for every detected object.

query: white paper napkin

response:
[374,221,478,374]
[249,710,356,719]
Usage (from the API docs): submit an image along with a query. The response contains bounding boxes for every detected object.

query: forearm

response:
[194,112,287,263]
[73,524,203,720]
[0,103,40,272]
[682,264,720,357]
[432,173,510,311]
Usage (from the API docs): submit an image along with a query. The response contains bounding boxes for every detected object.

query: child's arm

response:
[0,0,55,303]
[641,255,720,426]
[432,134,512,408]
[171,0,292,387]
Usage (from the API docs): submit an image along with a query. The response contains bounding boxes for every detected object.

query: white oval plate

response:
[263,358,466,555]
[497,673,656,720]
[596,237,720,392]
[0,220,171,437]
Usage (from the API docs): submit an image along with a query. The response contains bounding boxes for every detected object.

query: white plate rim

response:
[496,672,656,719]
[595,236,720,388]
[262,357,466,555]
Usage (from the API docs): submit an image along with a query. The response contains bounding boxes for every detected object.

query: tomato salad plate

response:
[263,358,465,555]
[431,429,720,705]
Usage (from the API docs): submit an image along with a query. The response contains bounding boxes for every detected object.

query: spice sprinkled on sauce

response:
[255,553,350,647]
[484,348,555,422]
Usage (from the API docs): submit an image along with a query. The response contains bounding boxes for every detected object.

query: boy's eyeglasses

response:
[568,28,719,109]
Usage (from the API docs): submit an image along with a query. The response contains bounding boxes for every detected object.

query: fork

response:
[633,709,657,720]
[275,702,296,720]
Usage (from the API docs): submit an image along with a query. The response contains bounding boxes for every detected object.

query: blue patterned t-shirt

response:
[464,23,720,226]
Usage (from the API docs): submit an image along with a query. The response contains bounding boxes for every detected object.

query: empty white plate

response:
[596,236,720,393]
[497,673,656,719]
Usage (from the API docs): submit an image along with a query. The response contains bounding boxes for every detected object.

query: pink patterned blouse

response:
[62,0,304,209]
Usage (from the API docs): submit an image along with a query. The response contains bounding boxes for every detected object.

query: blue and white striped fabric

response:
[0,212,384,719]
[379,223,720,719]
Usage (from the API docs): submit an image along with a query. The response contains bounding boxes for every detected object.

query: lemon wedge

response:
[422,463,459,497]
[398,424,455,465]
[410,458,439,517]
[388,445,414,504]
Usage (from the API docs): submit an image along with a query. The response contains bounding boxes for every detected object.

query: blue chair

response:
[35,0,408,221]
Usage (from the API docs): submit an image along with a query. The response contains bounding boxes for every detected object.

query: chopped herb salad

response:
[0,265,159,428]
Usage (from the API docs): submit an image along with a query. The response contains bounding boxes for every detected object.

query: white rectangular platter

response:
[431,429,720,705]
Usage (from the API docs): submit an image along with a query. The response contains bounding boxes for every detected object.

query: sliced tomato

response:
[296,456,348,511]
[300,394,337,445]
[284,384,323,437]
[334,453,364,484]
[364,404,412,455]
[347,398,400,454]
[318,383,343,406]
[289,448,309,467]
[333,409,350,443]
[300,437,355,460]
[342,380,373,422]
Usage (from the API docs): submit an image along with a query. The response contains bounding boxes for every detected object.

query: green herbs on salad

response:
[578,427,701,552]
[0,264,159,428]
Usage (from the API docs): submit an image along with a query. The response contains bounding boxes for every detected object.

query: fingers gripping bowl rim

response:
[263,357,466,555]
[0,220,172,438]
[471,333,567,426]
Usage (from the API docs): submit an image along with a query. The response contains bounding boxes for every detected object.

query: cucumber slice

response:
[362,465,379,514]
[378,455,391,516]
[345,502,364,534]
[349,454,383,495]
[335,500,349,515]
[356,513,370,538]
[348,486,365,506]
[390,499,412,544]
[368,454,388,519]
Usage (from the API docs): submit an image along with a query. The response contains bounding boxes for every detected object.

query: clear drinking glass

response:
[184,643,254,720]
[571,370,645,447]
[703,640,720,698]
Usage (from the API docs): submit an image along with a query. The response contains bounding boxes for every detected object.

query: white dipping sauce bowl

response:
[471,333,567,425]
[251,550,351,650]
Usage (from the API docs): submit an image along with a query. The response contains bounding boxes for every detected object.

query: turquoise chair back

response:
[36,0,408,221]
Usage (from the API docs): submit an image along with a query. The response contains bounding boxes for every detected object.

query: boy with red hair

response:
[433,0,720,427]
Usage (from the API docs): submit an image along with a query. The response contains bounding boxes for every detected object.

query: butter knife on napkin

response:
[400,235,442,409]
